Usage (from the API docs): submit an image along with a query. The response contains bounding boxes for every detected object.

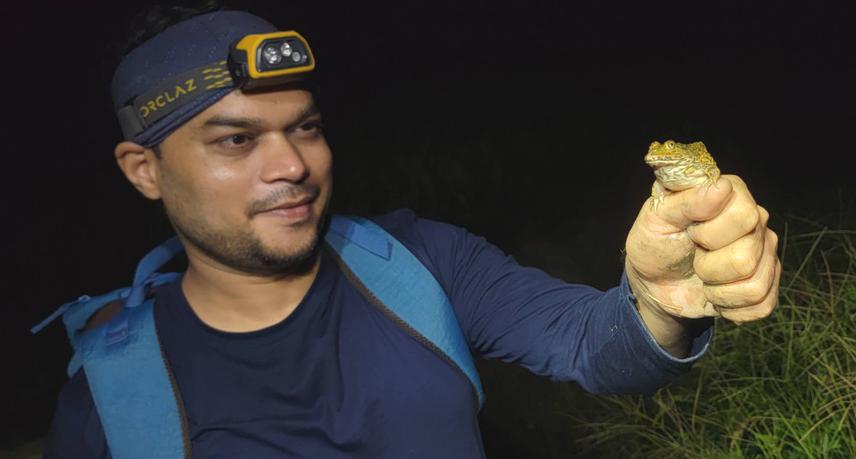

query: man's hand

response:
[624,175,781,354]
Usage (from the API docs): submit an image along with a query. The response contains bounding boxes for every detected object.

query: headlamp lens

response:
[262,45,282,65]
[280,42,293,57]
[256,39,309,71]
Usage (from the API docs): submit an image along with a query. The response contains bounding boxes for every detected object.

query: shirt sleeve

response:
[43,369,110,459]
[373,208,714,395]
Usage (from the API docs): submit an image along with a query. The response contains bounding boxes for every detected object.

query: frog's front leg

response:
[650,180,668,211]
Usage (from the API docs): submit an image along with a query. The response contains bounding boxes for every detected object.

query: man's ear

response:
[114,141,162,200]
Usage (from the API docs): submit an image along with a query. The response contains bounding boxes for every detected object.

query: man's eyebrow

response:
[202,115,265,129]
[284,102,321,131]
[201,103,321,131]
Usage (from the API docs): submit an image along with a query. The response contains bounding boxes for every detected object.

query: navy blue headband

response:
[111,11,278,147]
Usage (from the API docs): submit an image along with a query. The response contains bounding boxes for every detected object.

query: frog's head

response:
[645,140,715,165]
[644,140,684,166]
[644,139,721,187]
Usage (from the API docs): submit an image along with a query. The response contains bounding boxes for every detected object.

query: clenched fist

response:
[625,175,781,331]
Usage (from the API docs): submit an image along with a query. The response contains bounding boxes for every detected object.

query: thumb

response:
[652,175,733,229]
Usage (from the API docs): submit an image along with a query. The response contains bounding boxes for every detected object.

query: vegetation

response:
[571,218,856,459]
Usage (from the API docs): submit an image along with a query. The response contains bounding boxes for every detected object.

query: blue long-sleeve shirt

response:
[44,208,713,458]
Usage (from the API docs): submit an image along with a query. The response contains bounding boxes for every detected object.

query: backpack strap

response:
[326,215,485,409]
[78,298,188,459]
[32,237,189,458]
[31,237,183,377]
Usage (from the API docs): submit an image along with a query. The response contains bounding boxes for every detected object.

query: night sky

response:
[3,0,854,455]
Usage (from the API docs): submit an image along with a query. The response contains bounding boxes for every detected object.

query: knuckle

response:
[757,205,770,224]
[729,205,759,236]
[727,174,747,188]
[744,284,769,306]
[690,228,714,250]
[768,229,779,247]
[730,249,758,279]
[760,301,778,318]
[742,206,761,233]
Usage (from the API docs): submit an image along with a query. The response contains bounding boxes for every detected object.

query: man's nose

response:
[259,134,309,183]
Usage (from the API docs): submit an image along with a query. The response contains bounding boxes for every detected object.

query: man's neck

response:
[180,252,323,333]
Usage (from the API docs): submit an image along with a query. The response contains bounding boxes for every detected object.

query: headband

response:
[111,11,281,147]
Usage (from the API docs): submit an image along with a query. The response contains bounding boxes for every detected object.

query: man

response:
[44,4,780,458]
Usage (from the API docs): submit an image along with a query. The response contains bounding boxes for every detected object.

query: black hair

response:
[115,0,226,64]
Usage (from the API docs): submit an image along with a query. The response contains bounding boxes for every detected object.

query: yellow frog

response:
[644,140,720,211]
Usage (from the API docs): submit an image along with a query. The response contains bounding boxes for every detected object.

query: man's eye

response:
[298,121,325,134]
[219,134,255,148]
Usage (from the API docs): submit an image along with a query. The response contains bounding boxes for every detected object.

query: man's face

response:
[154,88,333,276]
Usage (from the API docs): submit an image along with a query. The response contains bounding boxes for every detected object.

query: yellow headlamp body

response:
[229,31,316,89]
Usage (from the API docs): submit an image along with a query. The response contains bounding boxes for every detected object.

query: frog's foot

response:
[705,168,721,186]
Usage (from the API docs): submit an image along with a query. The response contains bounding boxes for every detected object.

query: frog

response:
[644,140,721,211]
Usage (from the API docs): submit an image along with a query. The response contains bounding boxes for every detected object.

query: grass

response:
[569,216,856,459]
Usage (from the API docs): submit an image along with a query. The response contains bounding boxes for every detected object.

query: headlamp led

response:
[116,30,316,141]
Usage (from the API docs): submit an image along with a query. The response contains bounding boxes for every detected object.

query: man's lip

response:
[261,196,316,213]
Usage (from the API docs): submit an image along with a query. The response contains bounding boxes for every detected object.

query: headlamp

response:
[229,31,315,90]
[116,30,316,141]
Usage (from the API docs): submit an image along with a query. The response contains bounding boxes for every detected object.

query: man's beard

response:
[167,196,332,277]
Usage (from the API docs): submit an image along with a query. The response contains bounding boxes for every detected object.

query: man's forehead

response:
[190,89,318,129]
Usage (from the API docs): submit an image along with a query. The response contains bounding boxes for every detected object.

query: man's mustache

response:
[246,185,321,216]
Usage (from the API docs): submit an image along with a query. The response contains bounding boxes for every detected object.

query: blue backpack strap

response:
[325,215,485,409]
[33,236,188,458]
[31,237,184,377]
[78,298,188,459]
[32,287,130,377]
[82,236,188,458]
[31,236,183,339]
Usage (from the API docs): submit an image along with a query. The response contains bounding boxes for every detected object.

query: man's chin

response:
[249,205,330,275]
[259,221,317,249]
[259,227,323,266]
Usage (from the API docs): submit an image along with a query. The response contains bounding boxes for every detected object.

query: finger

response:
[652,175,734,230]
[704,229,779,308]
[717,257,781,325]
[693,209,769,284]
[687,183,762,251]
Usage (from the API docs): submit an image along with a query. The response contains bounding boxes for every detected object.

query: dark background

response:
[3,0,854,456]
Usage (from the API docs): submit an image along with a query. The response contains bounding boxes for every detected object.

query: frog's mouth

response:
[644,155,681,167]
